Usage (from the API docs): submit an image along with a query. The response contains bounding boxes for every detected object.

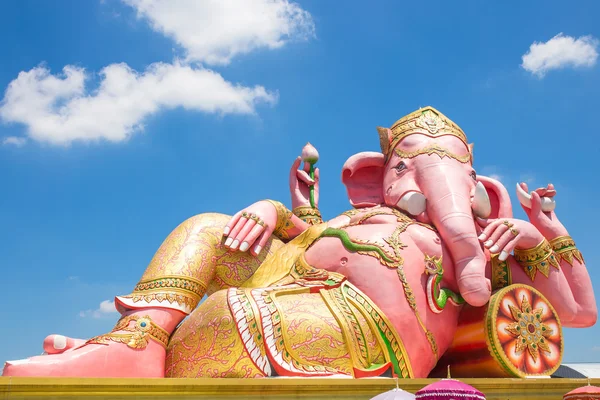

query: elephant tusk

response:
[472,181,491,218]
[515,183,556,212]
[397,191,427,216]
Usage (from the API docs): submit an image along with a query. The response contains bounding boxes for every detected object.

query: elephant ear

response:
[477,175,513,219]
[341,152,385,208]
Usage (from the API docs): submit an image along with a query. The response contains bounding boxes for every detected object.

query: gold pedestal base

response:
[1,377,597,400]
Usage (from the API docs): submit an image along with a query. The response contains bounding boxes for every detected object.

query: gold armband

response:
[265,200,295,241]
[293,205,323,226]
[513,239,560,282]
[549,235,584,266]
[87,314,169,349]
[491,253,512,291]
[341,208,361,218]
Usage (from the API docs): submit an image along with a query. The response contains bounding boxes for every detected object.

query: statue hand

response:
[289,156,319,209]
[477,217,545,261]
[222,201,278,256]
[518,182,568,239]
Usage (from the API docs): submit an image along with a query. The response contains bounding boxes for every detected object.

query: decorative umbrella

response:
[563,381,600,400]
[415,367,485,400]
[370,378,416,400]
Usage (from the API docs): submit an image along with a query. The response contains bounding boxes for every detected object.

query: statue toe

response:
[43,335,86,354]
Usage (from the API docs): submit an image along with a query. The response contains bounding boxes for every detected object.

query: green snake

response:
[425,255,465,312]
[320,227,464,312]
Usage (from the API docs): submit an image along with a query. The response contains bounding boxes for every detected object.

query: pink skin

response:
[221,155,319,256]
[477,183,596,327]
[43,335,86,354]
[343,133,491,306]
[290,156,320,210]
[3,307,184,377]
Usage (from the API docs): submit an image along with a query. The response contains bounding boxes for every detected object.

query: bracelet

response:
[549,235,584,266]
[264,200,295,240]
[491,253,512,291]
[513,239,560,282]
[293,206,323,225]
[341,208,361,218]
[87,314,169,349]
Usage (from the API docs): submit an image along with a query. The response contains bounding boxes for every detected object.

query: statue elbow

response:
[564,306,598,328]
[578,307,598,328]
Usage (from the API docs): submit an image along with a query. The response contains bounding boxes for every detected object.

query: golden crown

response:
[378,106,468,160]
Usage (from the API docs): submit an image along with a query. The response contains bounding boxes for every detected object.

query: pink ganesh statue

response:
[3,106,596,379]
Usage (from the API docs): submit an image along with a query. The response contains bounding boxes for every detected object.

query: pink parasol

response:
[563,382,600,400]
[415,378,485,400]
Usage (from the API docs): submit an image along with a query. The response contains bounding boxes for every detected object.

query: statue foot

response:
[2,309,180,377]
[3,340,166,377]
[43,335,86,354]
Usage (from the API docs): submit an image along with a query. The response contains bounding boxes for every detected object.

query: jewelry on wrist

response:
[491,253,512,291]
[513,239,560,282]
[549,235,584,266]
[293,205,323,226]
[264,200,295,240]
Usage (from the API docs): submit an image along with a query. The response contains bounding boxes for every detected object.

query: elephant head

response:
[341,106,512,307]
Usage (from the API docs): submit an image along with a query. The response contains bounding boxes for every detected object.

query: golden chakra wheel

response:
[432,284,562,378]
[487,284,563,377]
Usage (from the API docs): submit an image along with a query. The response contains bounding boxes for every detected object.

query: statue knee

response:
[177,213,231,236]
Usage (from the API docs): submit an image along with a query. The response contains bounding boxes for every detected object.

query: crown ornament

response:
[378,106,469,162]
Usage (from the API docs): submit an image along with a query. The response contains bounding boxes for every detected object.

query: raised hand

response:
[289,155,320,210]
[516,182,568,239]
[477,217,545,261]
[222,200,277,256]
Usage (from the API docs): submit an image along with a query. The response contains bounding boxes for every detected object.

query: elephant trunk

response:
[421,165,491,307]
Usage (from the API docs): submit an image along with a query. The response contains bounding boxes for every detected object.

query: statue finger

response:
[223,210,243,237]
[251,228,273,257]
[535,184,556,198]
[499,233,522,261]
[230,218,257,250]
[296,169,315,185]
[314,167,320,183]
[483,221,510,249]
[475,216,491,229]
[303,159,311,173]
[289,156,302,184]
[239,222,266,252]
[489,226,518,254]
[225,215,249,247]
[530,191,542,216]
[478,219,502,242]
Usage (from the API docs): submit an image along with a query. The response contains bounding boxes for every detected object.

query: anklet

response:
[87,314,169,349]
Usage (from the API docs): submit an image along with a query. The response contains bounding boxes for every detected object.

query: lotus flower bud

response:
[301,142,319,164]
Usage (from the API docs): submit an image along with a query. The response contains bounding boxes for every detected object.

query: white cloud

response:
[2,136,27,147]
[0,0,314,146]
[123,0,315,66]
[488,173,503,183]
[0,62,276,145]
[79,300,118,318]
[521,33,599,77]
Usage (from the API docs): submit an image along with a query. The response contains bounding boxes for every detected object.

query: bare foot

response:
[2,309,183,378]
[3,340,166,377]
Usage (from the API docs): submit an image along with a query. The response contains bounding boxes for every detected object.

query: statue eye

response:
[394,162,407,173]
[470,170,477,180]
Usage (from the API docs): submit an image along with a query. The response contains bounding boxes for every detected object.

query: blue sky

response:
[1,0,599,367]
